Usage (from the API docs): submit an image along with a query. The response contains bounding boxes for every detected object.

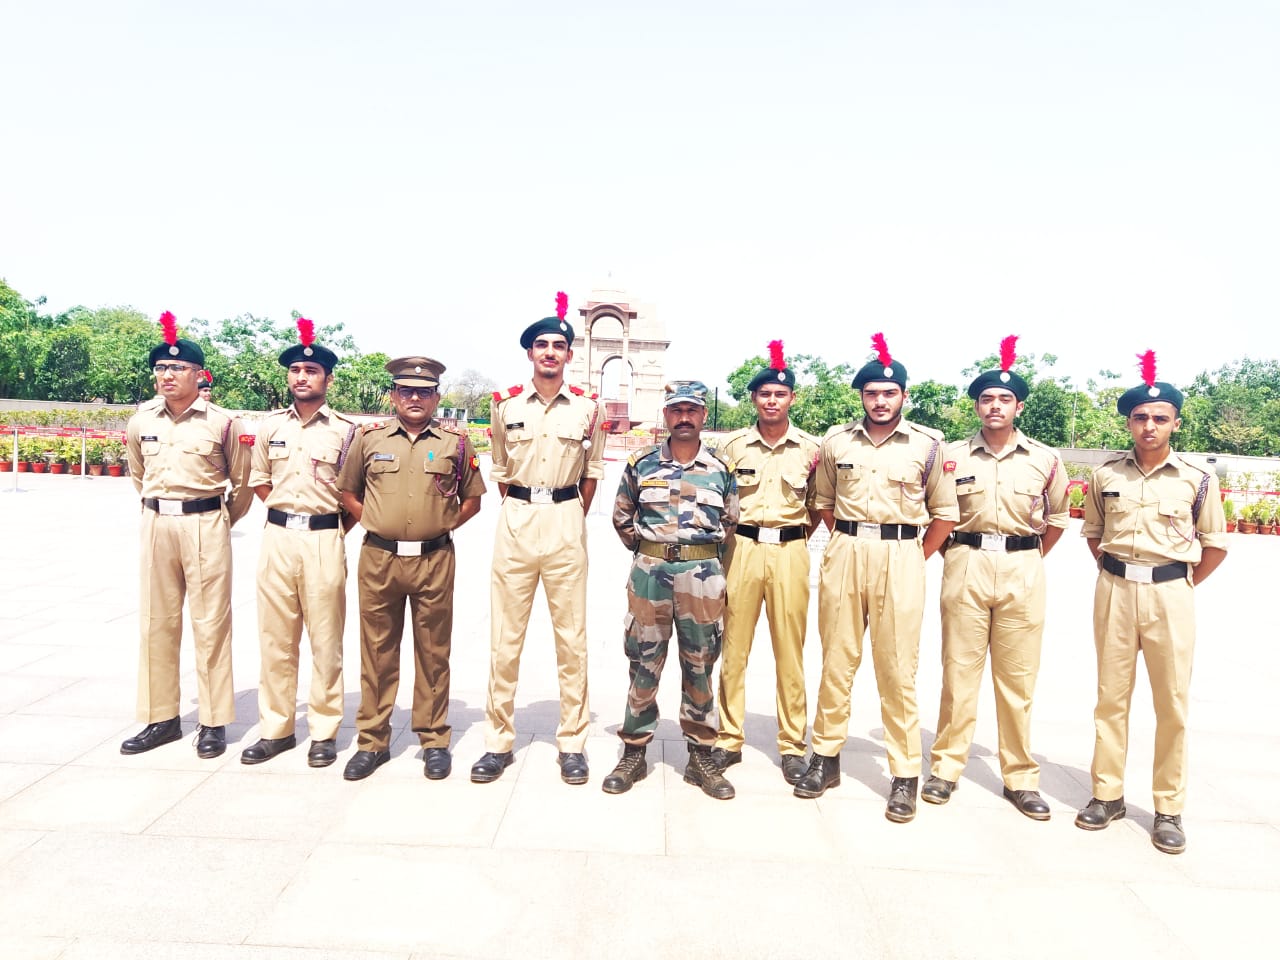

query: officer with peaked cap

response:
[922,336,1069,820]
[121,312,254,760]
[1075,351,1227,854]
[242,318,356,769]
[337,355,486,781]
[795,333,958,823]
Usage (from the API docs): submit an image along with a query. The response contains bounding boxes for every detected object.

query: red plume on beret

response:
[768,339,786,371]
[1000,335,1018,373]
[297,316,315,346]
[1138,350,1157,388]
[555,291,568,320]
[871,332,892,366]
[159,311,178,346]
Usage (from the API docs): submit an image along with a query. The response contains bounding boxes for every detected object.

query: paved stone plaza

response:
[0,461,1275,959]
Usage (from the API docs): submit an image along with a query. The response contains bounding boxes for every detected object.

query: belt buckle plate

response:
[395,540,420,557]
[285,513,309,531]
[856,522,881,540]
[979,533,1005,551]
[757,527,781,545]
[530,485,554,504]
[664,544,682,561]
[158,499,184,516]
[1125,564,1154,584]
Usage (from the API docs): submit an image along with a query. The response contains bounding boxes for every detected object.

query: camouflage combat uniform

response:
[612,441,739,746]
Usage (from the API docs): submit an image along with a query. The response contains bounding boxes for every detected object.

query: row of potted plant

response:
[1224,498,1280,535]
[0,436,128,476]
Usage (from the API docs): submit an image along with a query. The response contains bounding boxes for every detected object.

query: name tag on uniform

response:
[269,440,287,448]
[837,462,854,469]
[1102,490,1119,498]
[954,475,976,485]
[757,527,781,544]
[639,479,668,488]
[856,522,881,539]
[506,421,525,430]
[141,435,159,442]
[736,468,756,476]
[372,453,396,462]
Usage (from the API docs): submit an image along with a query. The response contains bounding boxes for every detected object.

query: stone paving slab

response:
[0,464,1277,958]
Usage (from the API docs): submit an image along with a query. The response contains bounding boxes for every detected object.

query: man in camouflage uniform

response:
[922,339,1068,820]
[1075,352,1227,855]
[794,334,957,823]
[336,357,486,781]
[604,381,740,800]
[711,342,820,785]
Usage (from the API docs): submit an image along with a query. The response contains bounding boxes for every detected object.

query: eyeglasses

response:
[153,364,196,375]
[394,386,438,399]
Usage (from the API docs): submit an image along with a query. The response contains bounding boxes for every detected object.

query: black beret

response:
[520,317,575,350]
[1118,382,1184,415]
[747,366,797,392]
[968,369,1030,401]
[279,342,339,372]
[852,359,908,389]
[148,339,205,368]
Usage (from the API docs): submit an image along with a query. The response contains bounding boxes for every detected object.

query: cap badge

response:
[169,346,179,356]
[883,365,893,376]
[1148,386,1161,397]
[303,347,313,356]
[559,322,567,332]
[999,372,1010,382]
[414,365,422,373]
[777,371,785,381]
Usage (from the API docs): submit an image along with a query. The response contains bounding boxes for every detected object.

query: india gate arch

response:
[567,286,669,431]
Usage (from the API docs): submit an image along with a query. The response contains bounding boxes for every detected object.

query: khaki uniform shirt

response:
[126,397,254,524]
[1083,449,1227,566]
[715,423,820,527]
[814,418,958,526]
[490,382,605,487]
[947,429,1069,535]
[613,441,740,550]
[250,403,355,515]
[337,417,486,541]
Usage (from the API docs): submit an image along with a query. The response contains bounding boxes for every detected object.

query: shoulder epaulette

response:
[492,384,524,405]
[1101,450,1127,465]
[705,445,733,472]
[331,409,356,424]
[568,385,599,400]
[908,421,946,442]
[436,422,466,436]
[628,444,660,467]
[796,428,822,447]
[1172,452,1212,477]
[823,422,850,440]
[361,419,389,434]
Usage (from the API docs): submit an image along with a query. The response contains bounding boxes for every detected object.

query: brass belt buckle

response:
[158,500,184,516]
[979,533,1004,551]
[395,540,419,557]
[856,522,881,540]
[1125,564,1154,584]
[530,485,553,504]
[285,513,309,531]
[664,544,681,561]
[757,527,781,544]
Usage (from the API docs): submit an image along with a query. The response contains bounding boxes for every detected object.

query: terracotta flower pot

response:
[31,462,47,473]
[68,463,82,475]
[1225,520,1238,533]
[0,461,11,473]
[16,461,30,473]
[1239,521,1258,534]
[50,463,66,475]
[1069,507,1085,519]
[107,464,124,477]
[87,464,104,477]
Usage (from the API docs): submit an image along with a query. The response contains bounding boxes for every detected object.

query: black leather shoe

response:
[558,752,589,785]
[709,747,742,772]
[602,745,648,794]
[685,745,735,799]
[307,739,336,768]
[781,754,808,785]
[1074,796,1126,830]
[195,725,226,759]
[240,734,297,765]
[921,775,957,805]
[1003,787,1051,821]
[886,776,919,823]
[343,749,390,781]
[1151,813,1186,854]
[423,747,452,780]
[793,754,841,799]
[470,751,514,783]
[120,717,182,755]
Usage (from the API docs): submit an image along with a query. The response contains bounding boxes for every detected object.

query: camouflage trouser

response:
[619,555,726,747]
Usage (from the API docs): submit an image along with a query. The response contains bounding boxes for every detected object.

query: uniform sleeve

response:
[1082,465,1105,538]
[458,436,488,499]
[489,403,509,485]
[612,463,640,550]
[722,471,740,531]
[337,429,366,498]
[1195,471,1229,551]
[583,400,605,481]
[126,415,144,495]
[1044,452,1070,530]
[813,437,837,511]
[248,419,272,489]
[923,437,959,522]
[224,419,255,526]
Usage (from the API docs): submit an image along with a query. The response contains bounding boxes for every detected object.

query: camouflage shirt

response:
[613,441,739,550]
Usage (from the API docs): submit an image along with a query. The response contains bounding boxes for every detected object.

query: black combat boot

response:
[602,744,648,795]
[793,753,841,799]
[685,744,735,799]
[886,776,919,823]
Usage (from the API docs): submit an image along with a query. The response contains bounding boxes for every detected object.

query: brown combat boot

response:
[685,744,735,800]
[602,744,648,795]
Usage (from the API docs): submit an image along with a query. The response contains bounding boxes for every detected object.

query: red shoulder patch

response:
[493,384,525,404]
[239,434,255,446]
[569,385,584,396]
[469,455,479,470]
[943,460,956,472]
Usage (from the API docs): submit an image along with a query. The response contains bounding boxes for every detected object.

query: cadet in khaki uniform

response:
[710,341,820,785]
[794,333,957,823]
[472,292,604,786]
[241,319,355,769]
[1075,351,1227,855]
[921,337,1068,820]
[121,312,253,760]
[337,357,486,781]
[603,381,740,800]
[198,369,213,402]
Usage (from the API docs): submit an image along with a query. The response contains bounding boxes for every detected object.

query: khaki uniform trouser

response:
[484,497,590,753]
[931,546,1044,789]
[355,542,455,752]
[1091,569,1196,815]
[715,536,810,756]
[255,524,346,741]
[137,506,235,726]
[813,532,925,775]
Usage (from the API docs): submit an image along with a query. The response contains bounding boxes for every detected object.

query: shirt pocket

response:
[556,424,587,460]
[311,444,341,485]
[734,471,761,497]
[888,465,924,503]
[1158,498,1196,547]
[1102,494,1136,536]
[690,485,725,529]
[1015,480,1047,529]
[782,471,810,505]
[835,463,864,497]
[368,457,401,493]
[423,456,457,497]
[955,479,986,514]
[183,437,225,474]
[140,439,163,458]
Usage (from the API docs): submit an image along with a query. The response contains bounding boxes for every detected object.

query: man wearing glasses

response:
[471,293,604,786]
[121,312,254,760]
[337,357,486,780]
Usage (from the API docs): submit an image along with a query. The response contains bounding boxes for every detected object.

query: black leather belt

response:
[507,484,578,503]
[833,519,919,540]
[736,524,807,544]
[365,531,452,556]
[143,495,222,515]
[1101,553,1187,584]
[267,508,341,531]
[951,531,1042,552]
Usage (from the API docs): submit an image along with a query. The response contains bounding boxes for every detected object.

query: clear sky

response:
[2,1,1277,394]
